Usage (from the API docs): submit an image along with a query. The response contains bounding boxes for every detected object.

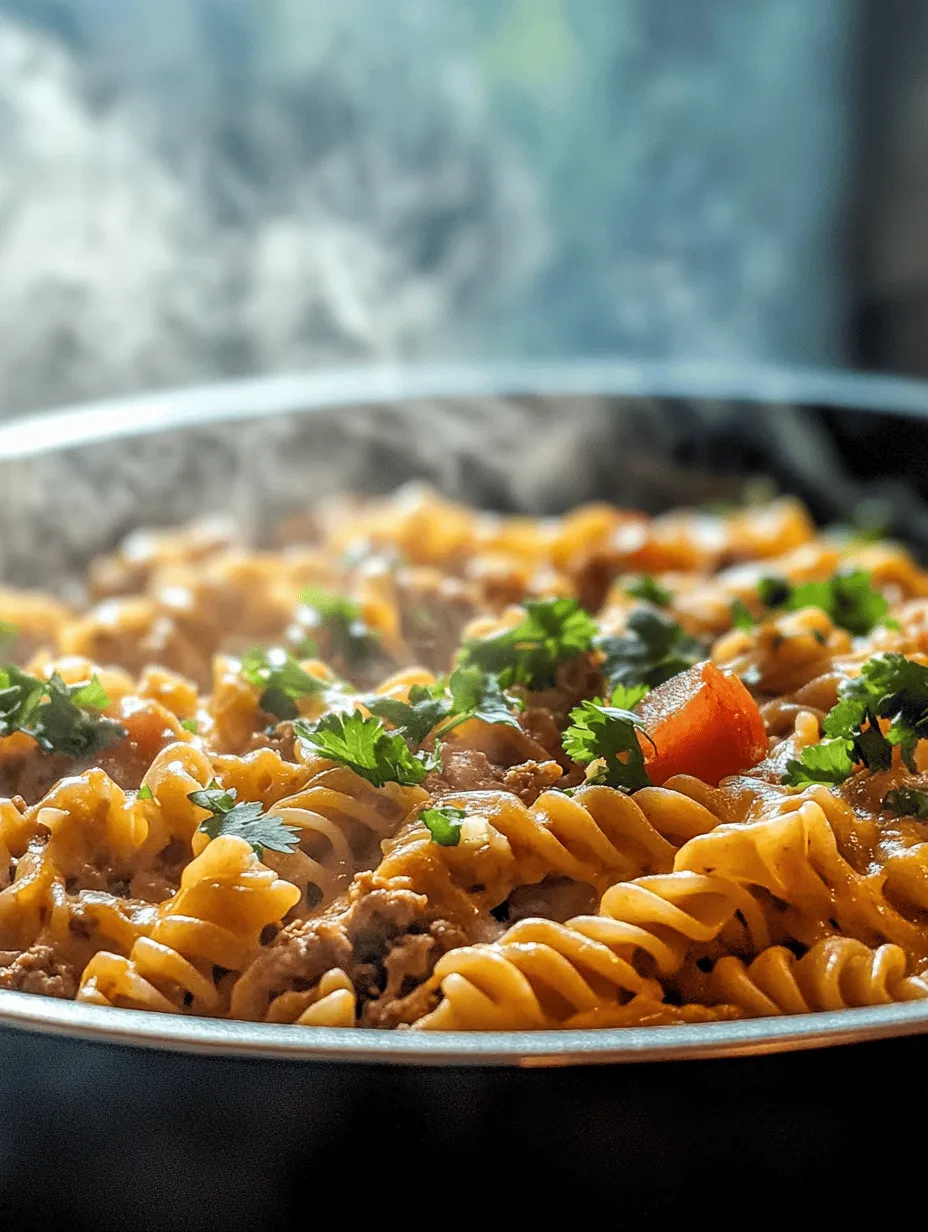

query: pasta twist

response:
[139,741,216,847]
[413,871,768,1030]
[675,793,928,958]
[712,937,928,1016]
[77,835,300,1014]
[250,766,428,914]
[263,968,357,1026]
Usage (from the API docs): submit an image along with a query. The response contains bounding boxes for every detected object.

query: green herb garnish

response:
[188,781,300,857]
[298,586,379,665]
[137,784,154,801]
[0,667,125,756]
[730,599,755,632]
[240,647,325,720]
[457,597,597,691]
[624,575,672,607]
[884,787,928,819]
[362,684,451,745]
[753,569,893,637]
[421,805,466,847]
[181,718,199,734]
[563,684,652,791]
[0,621,17,652]
[784,653,928,786]
[363,666,522,745]
[294,712,440,787]
[596,610,704,693]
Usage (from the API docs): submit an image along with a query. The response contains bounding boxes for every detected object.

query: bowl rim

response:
[4,357,928,461]
[5,356,928,1064]
[2,986,928,1064]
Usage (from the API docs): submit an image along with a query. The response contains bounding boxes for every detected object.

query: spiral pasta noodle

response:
[712,937,928,1016]
[77,836,300,1014]
[413,871,768,1030]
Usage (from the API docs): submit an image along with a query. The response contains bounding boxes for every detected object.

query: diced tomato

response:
[637,661,766,786]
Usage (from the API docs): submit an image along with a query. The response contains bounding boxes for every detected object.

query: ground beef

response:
[423,749,507,796]
[0,751,76,805]
[0,944,78,999]
[500,759,563,804]
[236,873,488,1026]
[249,721,297,761]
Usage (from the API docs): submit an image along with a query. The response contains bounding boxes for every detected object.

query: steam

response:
[0,14,542,415]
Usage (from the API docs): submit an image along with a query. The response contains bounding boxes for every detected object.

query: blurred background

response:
[0,0,924,415]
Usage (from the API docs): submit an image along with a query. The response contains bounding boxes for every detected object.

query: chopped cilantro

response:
[435,667,522,736]
[421,805,466,847]
[363,666,521,745]
[562,688,653,791]
[457,597,597,690]
[730,599,755,632]
[623,575,672,607]
[181,718,199,734]
[298,586,379,665]
[756,576,791,608]
[363,683,451,745]
[596,610,704,693]
[188,781,300,857]
[137,784,154,801]
[754,569,892,637]
[0,667,125,757]
[294,711,440,787]
[884,787,928,819]
[240,646,325,720]
[784,653,928,786]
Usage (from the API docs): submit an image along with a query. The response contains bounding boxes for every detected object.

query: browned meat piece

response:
[233,874,488,1026]
[360,920,471,1028]
[423,748,507,796]
[0,943,78,999]
[500,759,563,804]
[0,748,76,806]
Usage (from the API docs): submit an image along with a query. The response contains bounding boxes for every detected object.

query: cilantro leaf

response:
[363,667,522,746]
[137,784,154,801]
[0,667,126,757]
[436,667,522,736]
[181,718,199,734]
[457,598,597,690]
[783,738,856,787]
[609,682,650,709]
[596,610,704,693]
[624,575,672,607]
[782,653,928,786]
[188,780,300,857]
[730,599,755,632]
[755,569,891,636]
[884,787,928,819]
[294,712,440,787]
[421,805,466,847]
[756,576,792,608]
[240,646,325,720]
[363,683,451,745]
[298,586,379,665]
[563,698,652,791]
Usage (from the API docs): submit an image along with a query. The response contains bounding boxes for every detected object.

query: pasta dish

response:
[2,484,928,1031]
